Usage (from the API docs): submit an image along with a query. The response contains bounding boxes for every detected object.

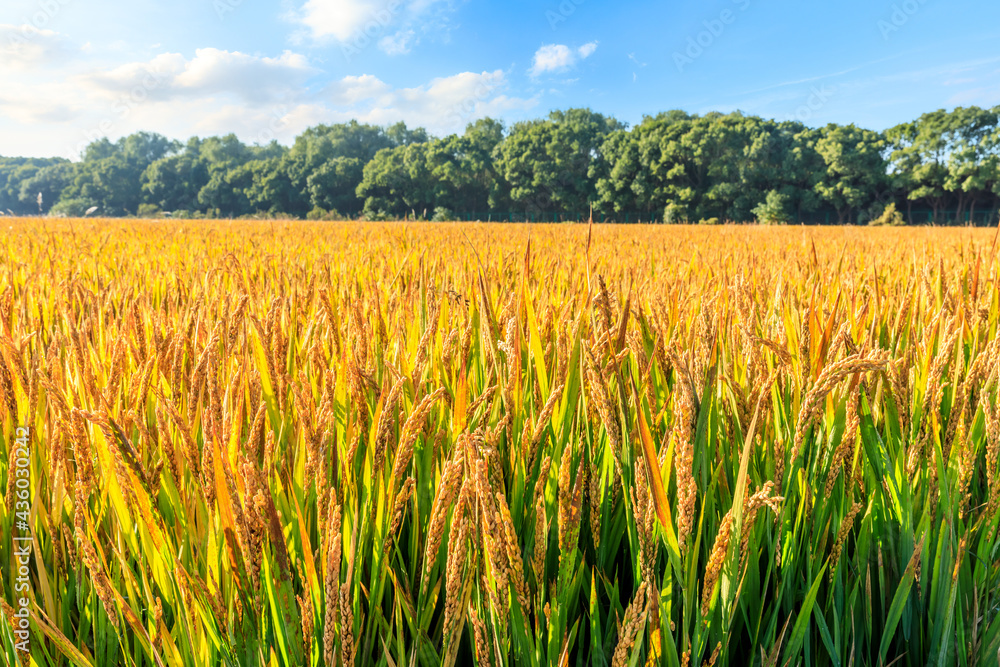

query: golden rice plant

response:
[0,218,998,666]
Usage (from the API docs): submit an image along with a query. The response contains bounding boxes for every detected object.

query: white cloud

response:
[297,0,388,41]
[0,31,537,159]
[578,42,598,59]
[0,21,536,158]
[323,70,539,135]
[294,0,447,41]
[176,50,313,98]
[326,74,392,105]
[83,49,315,105]
[192,103,330,144]
[0,24,74,68]
[529,41,598,77]
[0,42,321,158]
[292,0,452,56]
[530,45,574,76]
[379,29,415,55]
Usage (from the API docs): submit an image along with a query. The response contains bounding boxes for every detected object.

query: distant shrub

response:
[362,209,393,222]
[137,203,161,218]
[664,203,688,224]
[169,210,210,219]
[869,203,906,226]
[431,207,454,222]
[307,207,344,221]
[699,217,720,225]
[753,191,791,225]
[50,198,96,217]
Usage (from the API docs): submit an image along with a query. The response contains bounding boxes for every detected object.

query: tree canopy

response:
[4,106,1000,224]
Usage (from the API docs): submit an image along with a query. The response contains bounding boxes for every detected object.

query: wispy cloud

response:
[379,29,416,55]
[290,0,455,56]
[324,70,539,134]
[0,24,75,69]
[529,41,598,77]
[0,28,538,158]
[733,56,904,97]
[82,49,316,105]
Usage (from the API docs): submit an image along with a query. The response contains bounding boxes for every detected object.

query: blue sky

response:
[2,0,999,158]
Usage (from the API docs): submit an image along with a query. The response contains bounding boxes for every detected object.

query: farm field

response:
[0,218,999,666]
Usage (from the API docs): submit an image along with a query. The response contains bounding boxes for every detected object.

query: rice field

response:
[0,219,999,666]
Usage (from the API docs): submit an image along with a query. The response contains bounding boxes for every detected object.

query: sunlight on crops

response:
[0,218,998,666]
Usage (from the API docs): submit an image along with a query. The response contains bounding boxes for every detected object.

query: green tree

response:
[191,134,276,216]
[495,108,624,219]
[887,111,952,224]
[597,111,823,222]
[61,132,179,215]
[752,190,792,224]
[942,107,999,224]
[246,157,296,214]
[812,124,887,224]
[282,121,400,216]
[307,158,364,214]
[357,142,437,218]
[141,137,211,212]
[0,158,70,214]
[356,120,506,219]
[448,118,507,212]
[17,162,78,214]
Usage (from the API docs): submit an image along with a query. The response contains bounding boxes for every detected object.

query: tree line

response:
[2,106,999,224]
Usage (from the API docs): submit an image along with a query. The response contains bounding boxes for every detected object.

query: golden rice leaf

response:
[632,382,681,570]
[291,490,321,600]
[90,423,136,538]
[126,466,167,553]
[213,436,249,599]
[453,357,467,433]
[524,281,549,400]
